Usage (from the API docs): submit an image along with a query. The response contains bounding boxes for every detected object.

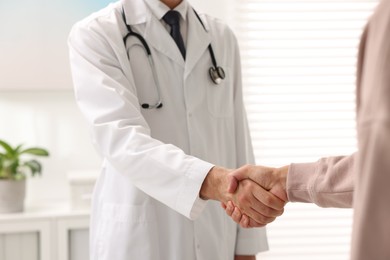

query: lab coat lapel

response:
[184,10,211,79]
[144,13,185,67]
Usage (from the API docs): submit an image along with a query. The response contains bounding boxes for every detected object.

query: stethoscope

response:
[122,7,226,109]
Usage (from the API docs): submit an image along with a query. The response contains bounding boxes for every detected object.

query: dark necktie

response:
[163,10,186,59]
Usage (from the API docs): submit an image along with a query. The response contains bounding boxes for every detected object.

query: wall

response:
[0,91,101,202]
[0,0,232,203]
[191,0,235,26]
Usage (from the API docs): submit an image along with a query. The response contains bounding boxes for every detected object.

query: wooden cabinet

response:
[0,202,89,260]
[57,216,90,260]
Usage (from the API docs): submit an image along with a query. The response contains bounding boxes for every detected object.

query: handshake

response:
[200,164,290,228]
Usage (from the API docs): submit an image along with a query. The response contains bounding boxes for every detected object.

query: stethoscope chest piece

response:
[209,66,226,85]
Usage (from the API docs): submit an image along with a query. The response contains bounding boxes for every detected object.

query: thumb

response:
[227,175,239,193]
[230,166,252,181]
[269,186,288,203]
[227,166,251,193]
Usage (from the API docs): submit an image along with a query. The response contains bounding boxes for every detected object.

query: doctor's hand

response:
[223,165,289,228]
[200,166,285,227]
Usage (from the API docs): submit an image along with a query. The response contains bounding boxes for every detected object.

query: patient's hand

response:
[227,178,285,227]
[222,165,289,228]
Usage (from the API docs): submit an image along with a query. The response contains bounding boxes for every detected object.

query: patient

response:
[226,1,390,259]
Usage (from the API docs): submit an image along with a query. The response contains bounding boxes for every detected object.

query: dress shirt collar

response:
[144,0,188,21]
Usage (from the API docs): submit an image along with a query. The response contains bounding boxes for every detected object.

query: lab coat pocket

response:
[206,67,233,118]
[97,203,160,260]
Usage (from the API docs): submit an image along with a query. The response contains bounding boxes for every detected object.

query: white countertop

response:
[0,200,90,222]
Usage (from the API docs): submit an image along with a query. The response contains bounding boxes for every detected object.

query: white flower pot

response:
[0,179,26,213]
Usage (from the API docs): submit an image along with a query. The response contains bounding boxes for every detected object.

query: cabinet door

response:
[0,232,38,260]
[57,217,89,260]
[0,221,52,260]
[69,229,89,260]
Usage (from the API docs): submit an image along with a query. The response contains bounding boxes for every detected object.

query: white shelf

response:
[0,200,89,221]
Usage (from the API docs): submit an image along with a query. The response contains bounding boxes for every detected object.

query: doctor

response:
[68,0,284,259]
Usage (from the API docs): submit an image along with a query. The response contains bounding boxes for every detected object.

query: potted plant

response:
[0,139,49,213]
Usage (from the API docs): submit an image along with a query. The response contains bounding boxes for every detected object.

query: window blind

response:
[232,1,379,259]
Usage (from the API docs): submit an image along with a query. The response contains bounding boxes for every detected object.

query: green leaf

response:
[14,144,24,154]
[13,172,26,181]
[0,163,4,179]
[23,160,42,177]
[0,141,49,179]
[20,148,49,157]
[0,140,14,156]
[3,158,18,170]
[2,158,19,178]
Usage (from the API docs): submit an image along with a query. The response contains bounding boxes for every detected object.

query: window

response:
[232,0,379,259]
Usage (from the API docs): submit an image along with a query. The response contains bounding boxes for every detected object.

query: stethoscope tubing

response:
[121,7,225,109]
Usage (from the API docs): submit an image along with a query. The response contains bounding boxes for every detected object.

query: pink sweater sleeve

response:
[351,1,390,258]
[287,153,355,208]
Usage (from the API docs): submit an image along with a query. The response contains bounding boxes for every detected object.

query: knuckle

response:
[249,219,263,228]
[232,216,240,223]
[226,209,232,216]
[277,207,285,216]
[263,194,273,206]
[243,164,251,171]
[242,180,254,192]
[254,214,275,225]
[262,207,273,217]
[242,164,254,173]
[232,210,240,218]
[267,217,276,224]
[237,194,248,205]
[256,215,267,224]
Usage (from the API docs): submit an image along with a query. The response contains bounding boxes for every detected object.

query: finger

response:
[225,201,235,217]
[221,202,227,209]
[233,197,275,225]
[239,215,267,228]
[251,185,285,211]
[236,180,284,217]
[231,206,244,223]
[247,217,266,228]
[244,206,277,225]
[232,179,284,223]
[240,214,265,228]
[227,175,239,193]
[239,214,249,228]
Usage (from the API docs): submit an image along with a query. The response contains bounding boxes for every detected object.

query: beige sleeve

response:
[287,153,355,208]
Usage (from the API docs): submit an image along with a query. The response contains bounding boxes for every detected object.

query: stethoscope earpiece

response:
[209,66,226,85]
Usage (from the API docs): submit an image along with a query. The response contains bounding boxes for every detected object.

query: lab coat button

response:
[188,113,192,117]
[196,244,200,249]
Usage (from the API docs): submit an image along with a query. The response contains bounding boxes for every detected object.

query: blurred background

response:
[0,0,379,259]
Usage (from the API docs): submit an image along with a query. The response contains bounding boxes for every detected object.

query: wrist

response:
[277,165,288,188]
[200,166,231,202]
[274,165,288,201]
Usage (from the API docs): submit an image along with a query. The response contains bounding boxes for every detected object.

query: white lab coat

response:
[68,0,268,259]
